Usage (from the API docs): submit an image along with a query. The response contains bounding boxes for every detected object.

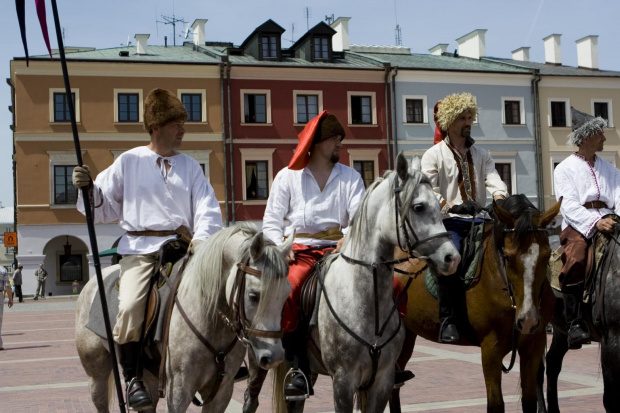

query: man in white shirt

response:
[261,111,365,398]
[73,88,222,410]
[422,93,508,344]
[0,266,13,350]
[554,107,619,349]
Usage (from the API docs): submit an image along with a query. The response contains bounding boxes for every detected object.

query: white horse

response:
[75,223,293,412]
[271,153,461,413]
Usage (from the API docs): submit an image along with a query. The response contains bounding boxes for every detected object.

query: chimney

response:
[330,17,351,51]
[191,19,207,47]
[134,34,149,55]
[429,43,449,55]
[455,29,486,59]
[576,35,599,70]
[511,47,530,62]
[543,34,562,65]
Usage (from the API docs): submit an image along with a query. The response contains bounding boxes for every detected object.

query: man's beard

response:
[460,127,471,138]
[330,152,340,164]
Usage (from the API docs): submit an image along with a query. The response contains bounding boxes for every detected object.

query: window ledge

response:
[49,122,82,126]
[402,122,429,126]
[113,122,142,126]
[347,124,378,128]
[50,204,77,210]
[502,124,526,127]
[242,200,268,205]
[240,123,273,127]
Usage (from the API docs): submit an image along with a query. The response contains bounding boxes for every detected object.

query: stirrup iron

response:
[283,367,310,401]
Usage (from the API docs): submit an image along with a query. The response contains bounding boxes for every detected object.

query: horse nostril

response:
[445,254,454,264]
[259,355,271,366]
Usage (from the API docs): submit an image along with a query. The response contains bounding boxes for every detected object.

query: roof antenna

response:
[157,13,187,46]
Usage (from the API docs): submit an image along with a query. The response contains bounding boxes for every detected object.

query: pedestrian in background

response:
[12,264,23,303]
[34,263,48,300]
[0,266,14,350]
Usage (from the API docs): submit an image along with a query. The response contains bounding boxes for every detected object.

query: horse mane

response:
[492,194,540,250]
[178,223,256,321]
[344,168,428,254]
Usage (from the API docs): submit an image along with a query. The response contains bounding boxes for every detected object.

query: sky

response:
[2,0,620,209]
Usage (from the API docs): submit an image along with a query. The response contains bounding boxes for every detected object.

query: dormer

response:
[291,21,337,62]
[240,19,285,61]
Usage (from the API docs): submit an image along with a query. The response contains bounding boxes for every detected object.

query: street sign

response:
[4,232,17,247]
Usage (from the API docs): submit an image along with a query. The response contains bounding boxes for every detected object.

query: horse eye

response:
[413,203,425,212]
[248,292,260,303]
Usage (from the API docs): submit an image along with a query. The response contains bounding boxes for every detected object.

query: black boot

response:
[437,274,460,344]
[242,361,268,413]
[394,369,415,388]
[564,292,590,349]
[283,328,313,398]
[284,371,311,397]
[118,342,153,411]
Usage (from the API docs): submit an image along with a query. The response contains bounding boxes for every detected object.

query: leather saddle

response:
[548,234,606,294]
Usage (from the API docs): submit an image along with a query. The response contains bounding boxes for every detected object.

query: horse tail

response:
[272,361,289,413]
[107,372,115,410]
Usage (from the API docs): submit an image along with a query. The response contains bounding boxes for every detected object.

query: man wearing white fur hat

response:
[554,106,620,349]
[421,92,508,344]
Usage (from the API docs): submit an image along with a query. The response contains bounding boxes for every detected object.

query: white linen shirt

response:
[262,163,365,246]
[77,146,222,255]
[421,138,508,219]
[554,153,620,238]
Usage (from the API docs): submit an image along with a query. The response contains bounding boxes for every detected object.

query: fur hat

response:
[567,106,607,146]
[288,111,345,170]
[143,88,187,133]
[435,92,478,132]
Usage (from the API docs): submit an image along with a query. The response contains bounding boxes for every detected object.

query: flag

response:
[35,0,52,58]
[15,0,29,65]
[15,0,53,67]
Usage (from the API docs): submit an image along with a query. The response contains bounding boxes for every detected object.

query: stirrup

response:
[283,368,310,401]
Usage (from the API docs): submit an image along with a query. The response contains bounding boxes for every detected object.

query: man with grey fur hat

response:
[554,106,620,349]
[72,88,222,410]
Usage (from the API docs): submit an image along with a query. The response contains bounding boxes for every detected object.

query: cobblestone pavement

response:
[0,296,606,412]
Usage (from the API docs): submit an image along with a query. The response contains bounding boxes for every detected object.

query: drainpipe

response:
[219,61,229,225]
[7,77,18,268]
[226,61,236,223]
[532,70,544,209]
[383,63,392,170]
[391,67,399,160]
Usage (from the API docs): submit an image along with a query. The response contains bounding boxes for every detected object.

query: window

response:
[54,165,78,205]
[549,99,570,127]
[261,35,278,59]
[313,37,329,60]
[406,99,424,123]
[59,254,83,282]
[53,92,75,122]
[49,88,80,123]
[296,95,319,124]
[353,161,375,188]
[494,163,513,194]
[118,93,139,122]
[501,97,525,125]
[242,90,272,124]
[245,161,269,200]
[351,96,372,124]
[181,93,202,122]
[114,89,143,123]
[240,148,275,202]
[180,150,213,180]
[592,99,613,127]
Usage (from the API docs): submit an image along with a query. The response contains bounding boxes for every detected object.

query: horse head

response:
[492,196,561,334]
[226,230,293,370]
[393,152,460,275]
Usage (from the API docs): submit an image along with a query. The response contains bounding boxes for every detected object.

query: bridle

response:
[173,257,284,404]
[329,172,451,390]
[495,224,549,373]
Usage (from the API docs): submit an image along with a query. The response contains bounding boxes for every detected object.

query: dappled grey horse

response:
[76,224,293,412]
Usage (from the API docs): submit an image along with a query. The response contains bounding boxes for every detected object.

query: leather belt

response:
[583,201,608,209]
[127,226,192,244]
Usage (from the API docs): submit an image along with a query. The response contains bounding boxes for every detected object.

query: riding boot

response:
[118,342,153,411]
[437,274,460,344]
[243,365,268,413]
[283,328,313,397]
[563,291,590,349]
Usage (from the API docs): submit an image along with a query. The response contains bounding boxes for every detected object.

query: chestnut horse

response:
[390,195,561,413]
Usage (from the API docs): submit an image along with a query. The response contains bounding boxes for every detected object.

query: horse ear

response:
[493,199,515,227]
[535,197,562,229]
[409,155,422,173]
[280,230,295,256]
[250,231,266,261]
[396,152,409,182]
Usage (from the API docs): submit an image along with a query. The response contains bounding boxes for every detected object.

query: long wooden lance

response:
[48,1,126,411]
